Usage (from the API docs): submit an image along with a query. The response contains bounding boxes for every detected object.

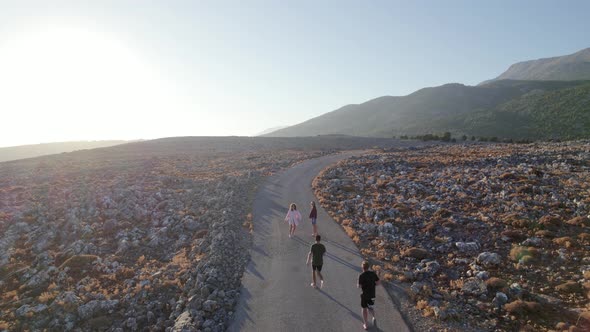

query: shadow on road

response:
[252,243,269,258]
[245,260,265,280]
[228,288,254,331]
[317,288,362,321]
[322,237,363,258]
[325,252,362,272]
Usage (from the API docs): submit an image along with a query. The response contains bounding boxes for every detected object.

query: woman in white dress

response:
[284,203,302,238]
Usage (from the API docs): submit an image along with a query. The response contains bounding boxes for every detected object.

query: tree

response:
[442,132,452,142]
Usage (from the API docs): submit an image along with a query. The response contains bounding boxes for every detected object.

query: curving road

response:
[228,153,411,332]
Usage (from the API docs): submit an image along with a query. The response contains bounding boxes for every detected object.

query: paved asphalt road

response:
[228,153,411,332]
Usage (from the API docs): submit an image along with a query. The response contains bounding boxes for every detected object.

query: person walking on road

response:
[309,201,318,237]
[306,234,326,288]
[358,260,380,330]
[285,203,302,238]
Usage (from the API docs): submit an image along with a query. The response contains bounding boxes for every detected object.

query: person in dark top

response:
[306,234,326,288]
[358,260,380,330]
[309,201,318,237]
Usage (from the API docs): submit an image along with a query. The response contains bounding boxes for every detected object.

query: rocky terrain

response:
[313,141,590,331]
[0,136,416,331]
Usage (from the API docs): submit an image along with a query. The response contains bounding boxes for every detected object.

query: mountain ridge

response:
[266,47,590,140]
[481,47,590,84]
[265,79,590,139]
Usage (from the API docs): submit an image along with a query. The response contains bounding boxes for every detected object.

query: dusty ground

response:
[0,136,417,331]
[313,141,590,331]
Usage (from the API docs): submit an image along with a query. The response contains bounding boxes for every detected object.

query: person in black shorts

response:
[306,235,326,288]
[358,260,379,330]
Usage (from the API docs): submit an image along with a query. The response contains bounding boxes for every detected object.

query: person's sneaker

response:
[310,283,316,288]
[320,280,324,289]
[363,323,368,330]
[372,317,376,327]
[288,234,291,238]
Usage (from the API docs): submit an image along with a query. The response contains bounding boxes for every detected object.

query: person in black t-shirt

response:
[358,260,380,330]
[306,235,326,288]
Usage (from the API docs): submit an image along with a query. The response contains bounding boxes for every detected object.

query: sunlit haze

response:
[0,1,589,147]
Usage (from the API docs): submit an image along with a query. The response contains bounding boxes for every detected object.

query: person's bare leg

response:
[292,224,297,236]
[317,271,324,288]
[313,224,317,236]
[368,306,375,323]
[362,308,368,329]
[311,269,316,287]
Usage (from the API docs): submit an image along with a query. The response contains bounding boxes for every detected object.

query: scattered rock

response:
[492,292,508,308]
[403,247,429,260]
[462,278,487,296]
[476,252,501,268]
[455,242,480,254]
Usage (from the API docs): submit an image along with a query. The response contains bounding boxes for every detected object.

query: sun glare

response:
[0,23,184,147]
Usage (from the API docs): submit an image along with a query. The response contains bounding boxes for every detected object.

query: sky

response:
[0,0,589,147]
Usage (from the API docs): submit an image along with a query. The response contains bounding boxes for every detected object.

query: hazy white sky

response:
[0,0,589,147]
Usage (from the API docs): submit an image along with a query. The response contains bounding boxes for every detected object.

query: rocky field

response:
[313,141,590,331]
[0,136,412,332]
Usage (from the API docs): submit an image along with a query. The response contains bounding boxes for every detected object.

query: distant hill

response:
[255,126,288,136]
[0,140,130,162]
[461,81,590,140]
[266,79,589,140]
[482,47,590,84]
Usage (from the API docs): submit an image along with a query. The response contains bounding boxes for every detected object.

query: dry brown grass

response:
[416,299,428,310]
[504,300,542,316]
[38,291,58,304]
[342,225,358,243]
[1,290,18,302]
[556,281,583,294]
[243,213,254,233]
[566,216,589,226]
[509,246,539,263]
[361,248,373,256]
[486,277,507,291]
[578,233,590,244]
[171,249,190,269]
[578,311,590,329]
[116,267,135,280]
[553,237,576,248]
[402,247,429,260]
[376,249,388,260]
[449,279,464,290]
